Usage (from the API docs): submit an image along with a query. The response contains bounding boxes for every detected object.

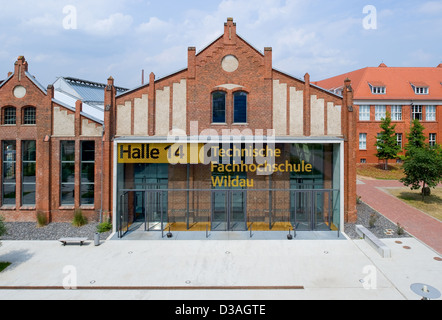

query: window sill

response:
[211,123,228,125]
[232,123,249,126]
[0,205,16,211]
[80,205,95,210]
[59,205,75,210]
[20,206,36,211]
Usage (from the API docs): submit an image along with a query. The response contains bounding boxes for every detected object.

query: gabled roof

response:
[0,73,14,89]
[314,64,442,101]
[25,71,47,94]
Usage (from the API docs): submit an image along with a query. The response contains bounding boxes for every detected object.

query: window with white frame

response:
[429,133,437,147]
[412,105,423,121]
[376,133,382,149]
[426,106,436,121]
[371,86,386,94]
[391,106,402,121]
[396,133,403,148]
[359,133,367,150]
[414,87,429,95]
[375,105,386,121]
[359,105,370,121]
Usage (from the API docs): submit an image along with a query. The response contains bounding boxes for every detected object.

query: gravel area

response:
[1,203,409,241]
[1,222,111,241]
[345,202,412,240]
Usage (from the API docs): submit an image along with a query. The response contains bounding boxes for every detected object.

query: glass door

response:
[145,190,167,231]
[291,190,312,231]
[212,190,228,231]
[211,189,247,231]
[313,190,332,231]
[229,190,247,231]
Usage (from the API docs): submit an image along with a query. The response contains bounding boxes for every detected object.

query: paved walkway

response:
[357,179,442,255]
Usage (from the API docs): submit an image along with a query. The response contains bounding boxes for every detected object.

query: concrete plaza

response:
[0,233,441,300]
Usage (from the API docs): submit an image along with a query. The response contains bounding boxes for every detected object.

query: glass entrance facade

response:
[116,142,342,238]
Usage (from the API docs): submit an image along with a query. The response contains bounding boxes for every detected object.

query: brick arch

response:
[211,87,229,94]
[231,87,249,94]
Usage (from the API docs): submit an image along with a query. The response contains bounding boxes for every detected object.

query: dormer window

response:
[372,86,386,94]
[369,83,386,94]
[414,87,429,95]
[411,83,429,95]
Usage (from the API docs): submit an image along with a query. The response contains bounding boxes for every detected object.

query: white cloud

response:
[419,1,442,14]
[21,13,62,36]
[137,17,171,34]
[84,13,134,36]
[144,46,187,72]
[409,49,433,63]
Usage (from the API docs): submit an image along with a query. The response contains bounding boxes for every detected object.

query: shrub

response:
[369,214,377,228]
[0,215,7,248]
[396,223,405,236]
[0,216,6,238]
[36,212,48,228]
[72,209,88,227]
[96,222,112,233]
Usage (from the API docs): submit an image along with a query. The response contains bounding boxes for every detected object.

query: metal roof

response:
[52,76,128,124]
[63,77,128,103]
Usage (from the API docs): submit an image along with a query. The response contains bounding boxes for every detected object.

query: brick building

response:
[0,19,357,237]
[315,63,442,164]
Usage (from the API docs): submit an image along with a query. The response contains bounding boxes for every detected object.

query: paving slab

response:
[357,179,442,254]
[0,236,440,300]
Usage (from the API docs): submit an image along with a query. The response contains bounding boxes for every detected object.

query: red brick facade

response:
[315,64,442,165]
[0,19,358,225]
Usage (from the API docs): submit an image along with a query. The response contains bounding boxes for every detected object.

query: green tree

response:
[375,112,402,170]
[405,119,426,157]
[400,145,442,200]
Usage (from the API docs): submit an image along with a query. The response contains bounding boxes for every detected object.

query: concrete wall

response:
[273,80,287,135]
[117,101,132,136]
[53,106,75,136]
[290,87,304,136]
[327,102,342,136]
[81,118,102,136]
[172,80,187,133]
[134,94,148,136]
[310,95,325,136]
[155,86,170,136]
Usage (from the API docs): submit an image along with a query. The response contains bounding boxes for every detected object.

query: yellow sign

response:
[117,143,204,164]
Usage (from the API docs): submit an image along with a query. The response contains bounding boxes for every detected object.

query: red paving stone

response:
[357,179,442,255]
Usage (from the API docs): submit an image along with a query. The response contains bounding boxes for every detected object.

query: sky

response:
[0,0,441,89]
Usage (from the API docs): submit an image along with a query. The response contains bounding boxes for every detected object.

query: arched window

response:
[212,91,226,123]
[233,91,247,123]
[3,107,16,125]
[23,107,36,125]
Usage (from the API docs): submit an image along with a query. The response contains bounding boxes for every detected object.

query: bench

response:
[355,225,391,258]
[59,238,88,246]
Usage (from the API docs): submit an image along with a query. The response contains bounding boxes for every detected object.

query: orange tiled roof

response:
[314,63,442,100]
